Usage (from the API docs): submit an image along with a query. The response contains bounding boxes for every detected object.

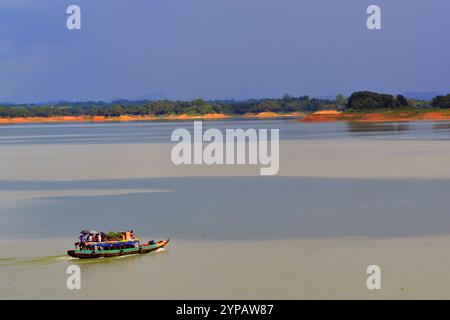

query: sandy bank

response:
[300,110,450,123]
[243,111,305,118]
[0,112,304,125]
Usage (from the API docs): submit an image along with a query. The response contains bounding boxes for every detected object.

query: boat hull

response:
[67,238,169,259]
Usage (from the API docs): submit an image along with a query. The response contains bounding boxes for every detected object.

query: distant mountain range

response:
[130,90,167,101]
[401,91,447,101]
[315,91,448,101]
[0,91,168,106]
[1,91,448,106]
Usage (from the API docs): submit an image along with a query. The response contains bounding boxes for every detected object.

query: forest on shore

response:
[0,91,449,118]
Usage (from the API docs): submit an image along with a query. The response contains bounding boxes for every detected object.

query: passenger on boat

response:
[78,234,87,250]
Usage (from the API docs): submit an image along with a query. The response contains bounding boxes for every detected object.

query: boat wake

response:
[0,255,70,267]
[0,247,168,267]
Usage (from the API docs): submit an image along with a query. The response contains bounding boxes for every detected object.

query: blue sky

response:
[0,0,449,102]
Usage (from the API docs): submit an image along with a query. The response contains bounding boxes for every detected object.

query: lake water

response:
[2,119,450,299]
[1,119,450,145]
[2,176,450,240]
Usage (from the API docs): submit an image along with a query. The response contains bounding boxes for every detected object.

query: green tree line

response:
[0,92,449,118]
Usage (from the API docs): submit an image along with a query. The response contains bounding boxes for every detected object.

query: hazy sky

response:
[0,0,449,102]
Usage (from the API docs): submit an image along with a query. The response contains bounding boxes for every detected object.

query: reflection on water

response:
[2,119,450,145]
[433,122,450,131]
[346,122,411,134]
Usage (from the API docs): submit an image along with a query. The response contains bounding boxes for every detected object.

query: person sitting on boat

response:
[78,234,87,249]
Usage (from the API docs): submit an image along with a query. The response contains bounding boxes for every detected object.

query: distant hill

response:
[131,91,167,101]
[402,91,447,101]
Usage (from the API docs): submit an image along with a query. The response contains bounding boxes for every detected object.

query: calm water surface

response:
[2,120,450,299]
[1,119,450,145]
[1,119,450,240]
[1,177,450,240]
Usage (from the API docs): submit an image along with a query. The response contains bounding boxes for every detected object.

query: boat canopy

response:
[94,241,138,248]
[80,229,99,234]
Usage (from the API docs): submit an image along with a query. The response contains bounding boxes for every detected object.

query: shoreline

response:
[300,110,450,123]
[3,110,450,125]
[0,112,304,125]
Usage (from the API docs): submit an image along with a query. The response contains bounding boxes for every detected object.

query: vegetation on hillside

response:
[0,95,336,118]
[432,94,450,108]
[347,91,410,110]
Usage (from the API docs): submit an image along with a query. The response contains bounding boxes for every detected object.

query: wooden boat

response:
[67,238,169,259]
